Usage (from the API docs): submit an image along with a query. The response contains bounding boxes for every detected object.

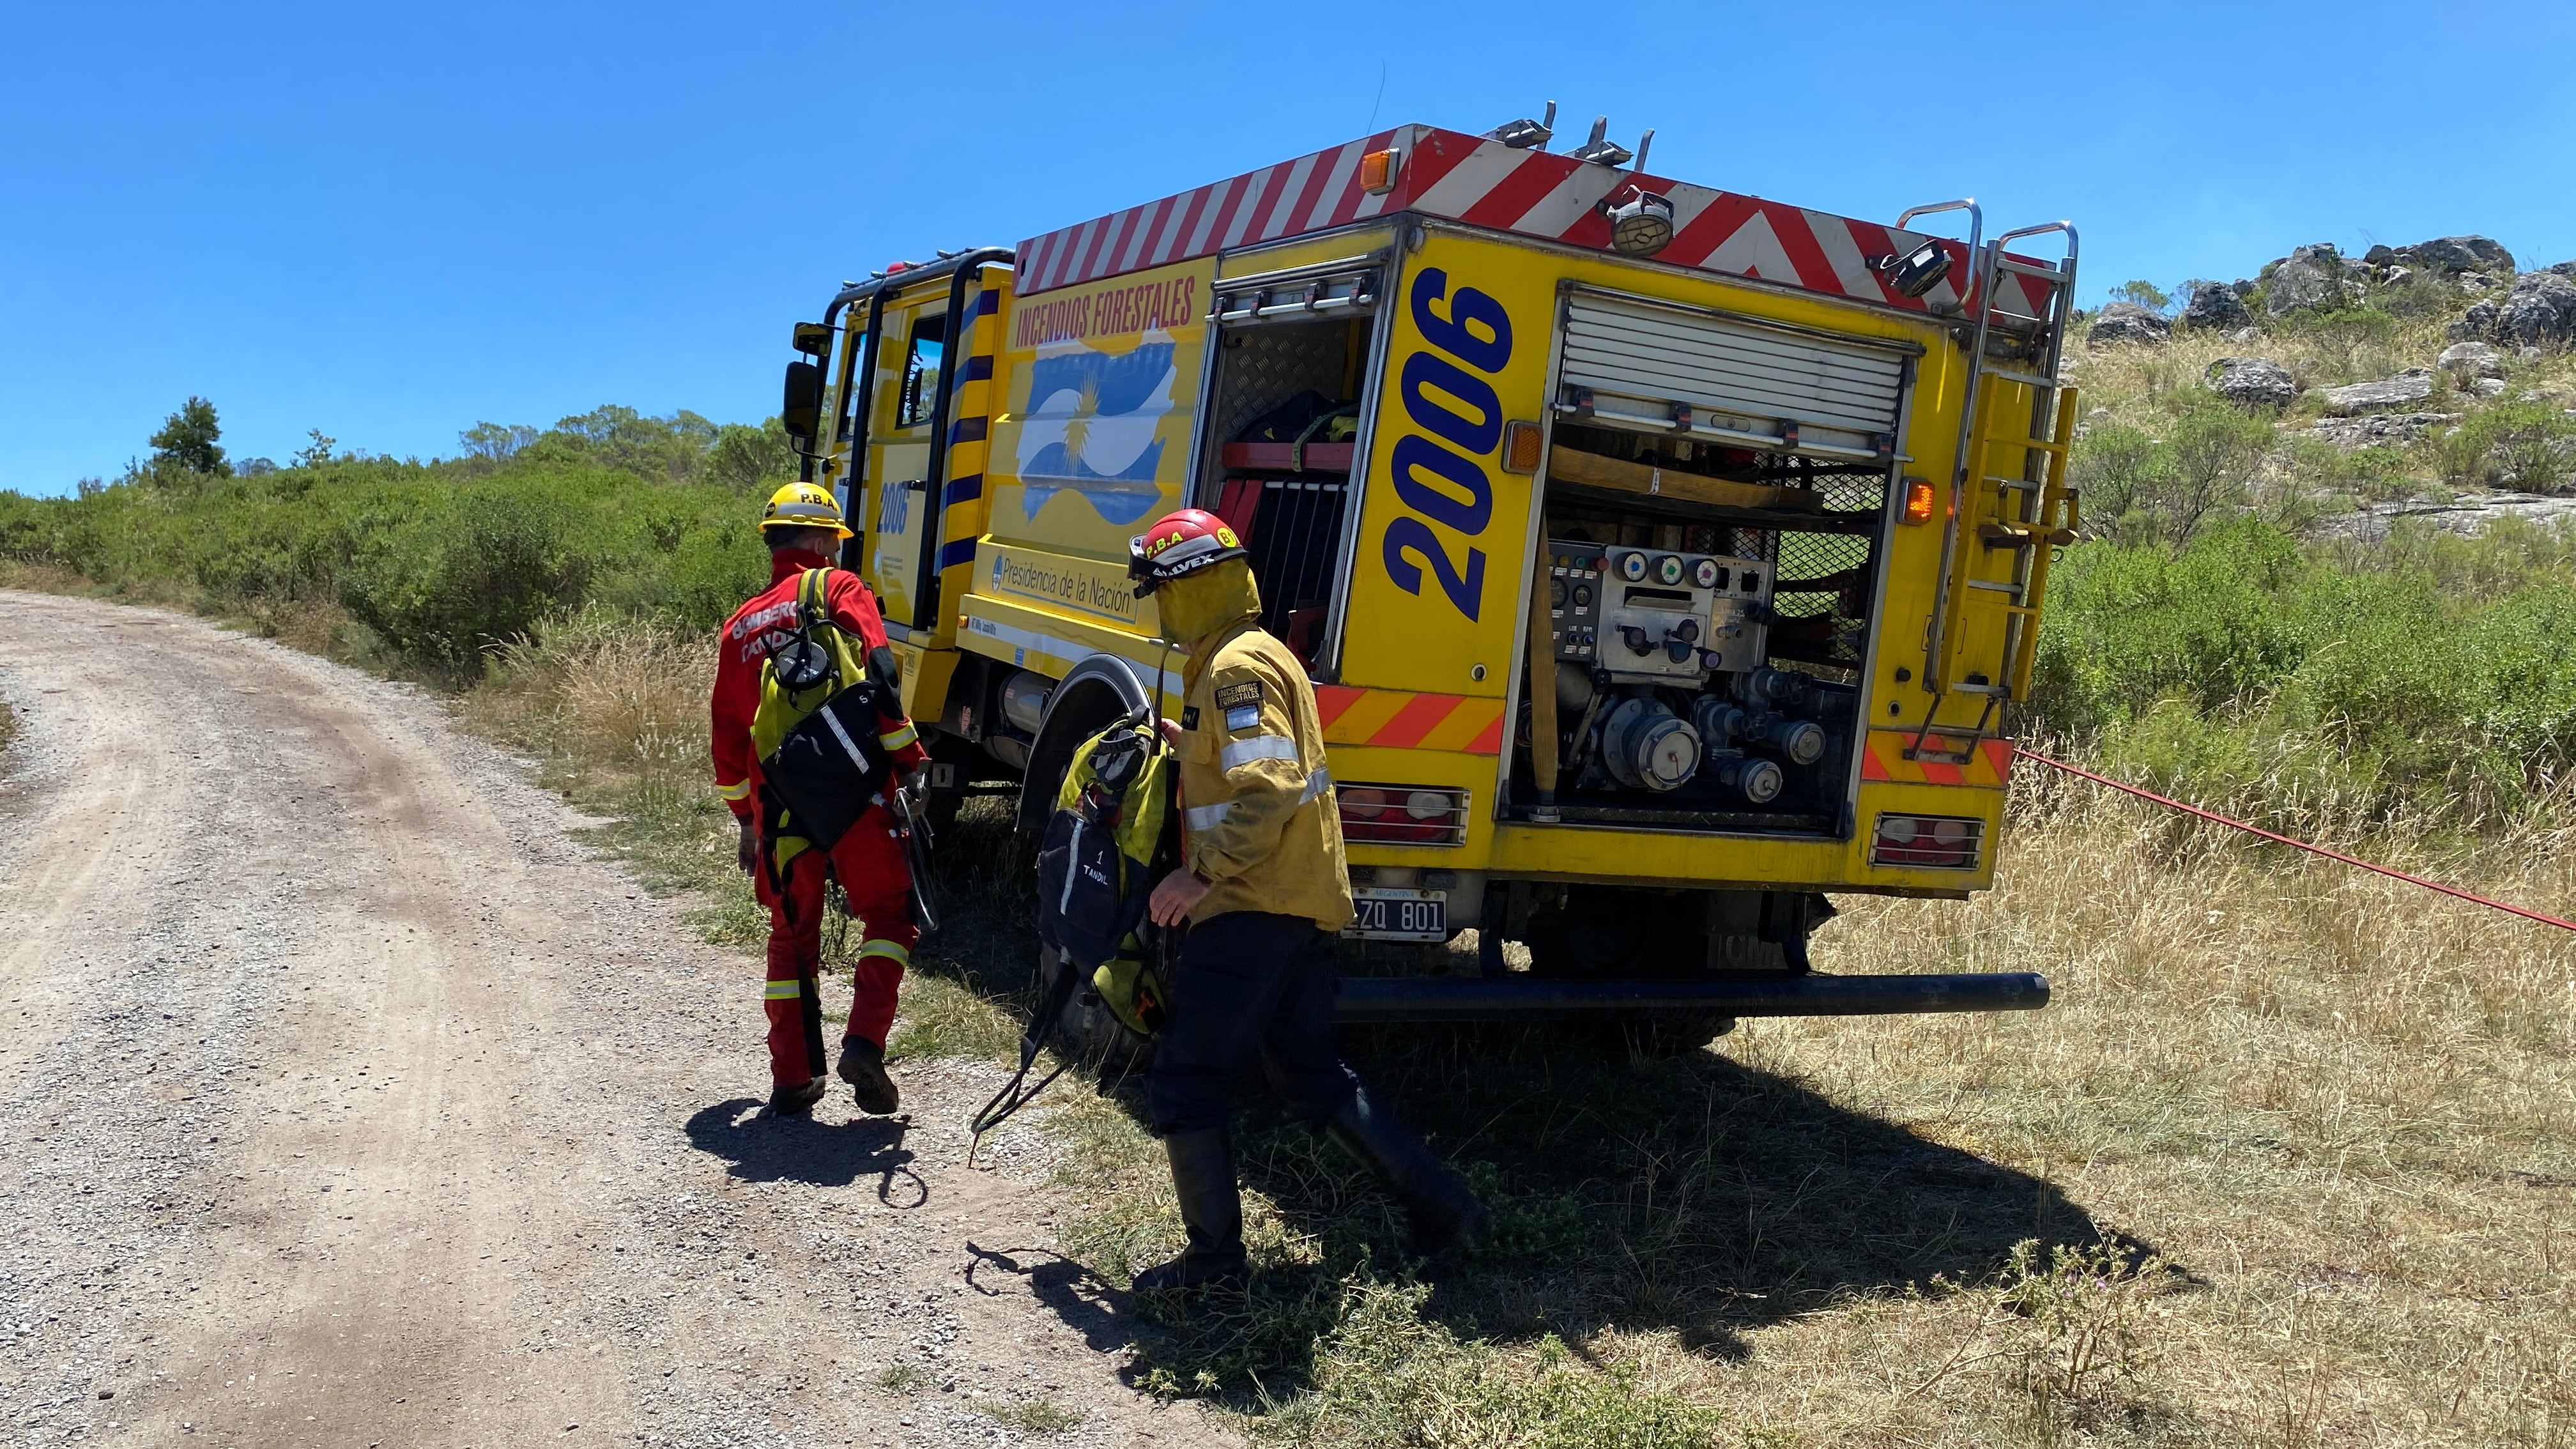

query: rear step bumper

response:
[1333,972,2050,1022]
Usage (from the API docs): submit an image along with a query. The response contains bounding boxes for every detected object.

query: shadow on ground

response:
[683,1098,926,1206]
[910,799,2134,1407]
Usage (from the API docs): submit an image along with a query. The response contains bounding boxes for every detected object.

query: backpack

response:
[1034,712,1179,1037]
[750,567,903,855]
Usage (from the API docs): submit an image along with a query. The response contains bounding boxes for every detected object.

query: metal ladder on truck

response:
[1912,215,2080,761]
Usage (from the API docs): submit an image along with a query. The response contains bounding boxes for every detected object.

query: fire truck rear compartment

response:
[1510,411,1891,836]
[1501,287,1914,838]
[1199,312,1376,668]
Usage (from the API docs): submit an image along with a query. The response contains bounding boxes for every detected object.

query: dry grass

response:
[1698,768,2576,1445]
[92,592,2559,1445]
[1031,753,2574,1446]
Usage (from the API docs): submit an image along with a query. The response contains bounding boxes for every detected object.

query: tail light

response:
[1871,813,1983,869]
[1901,477,1937,525]
[1338,785,1470,846]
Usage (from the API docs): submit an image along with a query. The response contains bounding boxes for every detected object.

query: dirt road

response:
[0,592,1225,1448]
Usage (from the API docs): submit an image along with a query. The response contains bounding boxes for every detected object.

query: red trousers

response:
[753,804,916,1085]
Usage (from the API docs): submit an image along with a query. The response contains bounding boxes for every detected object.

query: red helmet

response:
[1127,509,1247,595]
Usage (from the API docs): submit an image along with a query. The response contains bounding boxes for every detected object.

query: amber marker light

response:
[1502,420,1544,474]
[1360,148,1402,195]
[1901,477,1936,525]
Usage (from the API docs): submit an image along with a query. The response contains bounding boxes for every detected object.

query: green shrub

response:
[2030,516,2576,825]
[2436,401,2576,493]
[1,419,775,677]
[2065,394,2274,546]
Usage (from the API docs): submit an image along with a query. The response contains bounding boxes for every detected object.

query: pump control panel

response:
[1546,540,1772,682]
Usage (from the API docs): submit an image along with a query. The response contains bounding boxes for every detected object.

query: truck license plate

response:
[1347,888,1447,942]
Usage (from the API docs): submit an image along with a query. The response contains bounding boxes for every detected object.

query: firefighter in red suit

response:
[710,482,931,1117]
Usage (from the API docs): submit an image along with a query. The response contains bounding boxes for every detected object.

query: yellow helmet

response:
[760,481,853,538]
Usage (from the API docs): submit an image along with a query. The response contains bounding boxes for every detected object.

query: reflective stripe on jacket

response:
[1176,619,1354,932]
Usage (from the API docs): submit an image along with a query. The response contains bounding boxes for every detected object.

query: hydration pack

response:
[1034,711,1179,1038]
[751,567,904,855]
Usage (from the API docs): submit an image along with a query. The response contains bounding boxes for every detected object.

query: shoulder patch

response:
[1215,680,1262,710]
[1180,706,1201,731]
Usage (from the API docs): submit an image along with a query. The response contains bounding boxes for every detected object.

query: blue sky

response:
[5,0,2571,496]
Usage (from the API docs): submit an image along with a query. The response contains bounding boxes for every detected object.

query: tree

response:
[148,397,231,482]
[293,429,337,470]
[460,422,537,463]
[2113,280,2172,312]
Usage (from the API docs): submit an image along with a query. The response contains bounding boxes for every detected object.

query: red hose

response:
[2011,744,2576,935]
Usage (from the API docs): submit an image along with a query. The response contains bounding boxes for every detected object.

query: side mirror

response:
[781,360,824,445]
[790,321,832,356]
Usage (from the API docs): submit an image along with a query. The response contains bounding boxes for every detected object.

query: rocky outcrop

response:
[2320,368,2437,414]
[2320,491,2576,542]
[2437,341,2505,378]
[2497,270,2576,348]
[2302,412,2460,449]
[2207,356,2299,408]
[2262,243,2365,316]
[2403,235,2517,275]
[2087,302,2172,346]
[2450,300,2501,342]
[2181,281,2252,331]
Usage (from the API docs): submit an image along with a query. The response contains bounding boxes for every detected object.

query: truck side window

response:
[898,314,947,429]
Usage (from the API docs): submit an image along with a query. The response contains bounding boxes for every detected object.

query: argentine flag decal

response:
[1015,330,1178,525]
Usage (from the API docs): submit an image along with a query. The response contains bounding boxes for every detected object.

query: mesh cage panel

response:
[1812,470,1889,515]
[1772,530,1875,666]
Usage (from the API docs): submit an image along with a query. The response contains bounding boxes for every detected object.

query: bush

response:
[2030,516,2576,825]
[2066,393,2274,545]
[2,425,772,678]
[2436,401,2576,493]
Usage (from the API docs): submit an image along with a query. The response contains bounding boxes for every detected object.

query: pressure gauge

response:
[1618,550,1648,581]
[1655,554,1685,585]
[1691,557,1721,589]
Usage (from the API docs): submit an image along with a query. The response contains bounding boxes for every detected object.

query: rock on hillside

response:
[2320,368,2437,415]
[2181,281,2252,331]
[2208,356,2299,408]
[2264,243,2364,316]
[2498,271,2576,348]
[2438,341,2506,378]
[2303,412,2460,449]
[2391,236,2517,275]
[2088,302,2172,346]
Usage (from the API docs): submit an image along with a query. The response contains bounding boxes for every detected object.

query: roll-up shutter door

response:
[1558,292,1911,461]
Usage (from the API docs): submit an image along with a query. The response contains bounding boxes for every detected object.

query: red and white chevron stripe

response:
[1013,125,2058,323]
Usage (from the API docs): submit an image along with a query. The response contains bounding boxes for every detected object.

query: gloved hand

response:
[736,816,759,877]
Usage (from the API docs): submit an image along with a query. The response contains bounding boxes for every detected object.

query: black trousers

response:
[1145,911,1356,1136]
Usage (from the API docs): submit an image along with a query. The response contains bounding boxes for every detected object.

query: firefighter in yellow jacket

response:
[1123,508,1487,1292]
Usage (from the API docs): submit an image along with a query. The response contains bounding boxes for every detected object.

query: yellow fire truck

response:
[775,109,2075,1034]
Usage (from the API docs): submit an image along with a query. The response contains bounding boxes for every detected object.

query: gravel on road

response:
[0,591,1229,1448]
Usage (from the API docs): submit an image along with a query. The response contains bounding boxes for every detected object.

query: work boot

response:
[767,1075,829,1117]
[1130,1127,1247,1293]
[836,1036,901,1116]
[1326,1087,1490,1260]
